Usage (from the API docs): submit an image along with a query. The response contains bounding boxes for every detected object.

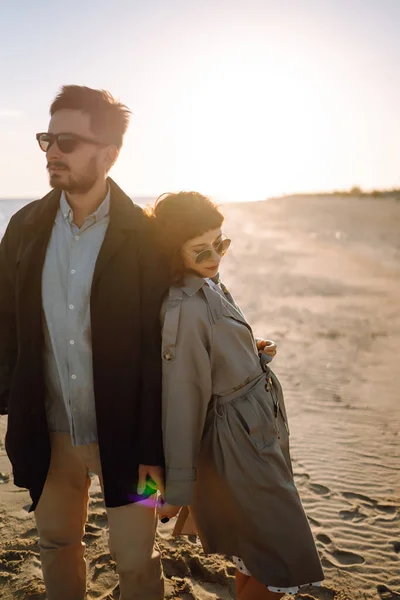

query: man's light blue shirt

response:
[42,188,110,445]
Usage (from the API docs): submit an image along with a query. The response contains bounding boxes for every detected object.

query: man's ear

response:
[104,145,119,172]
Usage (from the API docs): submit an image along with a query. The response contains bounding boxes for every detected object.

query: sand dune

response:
[0,194,399,599]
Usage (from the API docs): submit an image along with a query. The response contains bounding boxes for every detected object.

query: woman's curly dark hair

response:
[145,191,224,284]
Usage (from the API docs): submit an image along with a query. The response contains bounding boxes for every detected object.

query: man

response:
[0,85,167,600]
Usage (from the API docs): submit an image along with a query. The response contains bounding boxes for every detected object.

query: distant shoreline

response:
[268,187,400,202]
[0,196,155,207]
[1,189,399,205]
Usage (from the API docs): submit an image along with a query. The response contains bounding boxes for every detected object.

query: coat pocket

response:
[233,397,268,450]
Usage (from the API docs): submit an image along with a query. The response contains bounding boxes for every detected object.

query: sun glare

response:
[158,50,343,202]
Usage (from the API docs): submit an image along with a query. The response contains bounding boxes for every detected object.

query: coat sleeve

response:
[162,293,212,506]
[0,221,17,415]
[137,220,169,466]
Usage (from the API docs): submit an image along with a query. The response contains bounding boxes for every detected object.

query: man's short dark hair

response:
[50,85,131,150]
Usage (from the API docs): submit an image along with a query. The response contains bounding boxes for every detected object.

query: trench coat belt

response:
[211,370,285,430]
[212,371,267,411]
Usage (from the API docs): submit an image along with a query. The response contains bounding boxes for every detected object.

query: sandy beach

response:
[0,193,399,600]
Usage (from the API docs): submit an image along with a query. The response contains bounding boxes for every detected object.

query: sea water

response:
[0,197,153,239]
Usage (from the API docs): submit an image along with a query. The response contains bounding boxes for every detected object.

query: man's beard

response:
[49,157,99,194]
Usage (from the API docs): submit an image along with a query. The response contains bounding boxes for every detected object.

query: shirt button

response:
[71,374,77,380]
[70,269,76,274]
[69,340,75,345]
[69,304,74,310]
[163,350,174,361]
[74,235,79,241]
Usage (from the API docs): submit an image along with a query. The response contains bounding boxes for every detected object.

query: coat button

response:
[163,350,174,361]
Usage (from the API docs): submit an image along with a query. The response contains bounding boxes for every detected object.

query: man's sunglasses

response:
[187,237,231,264]
[36,132,105,154]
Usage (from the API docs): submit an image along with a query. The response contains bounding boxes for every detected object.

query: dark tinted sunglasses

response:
[190,238,231,264]
[36,132,105,154]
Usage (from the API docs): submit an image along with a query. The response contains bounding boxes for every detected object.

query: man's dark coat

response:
[0,178,167,510]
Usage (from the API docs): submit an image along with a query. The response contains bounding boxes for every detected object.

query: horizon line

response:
[1,186,400,203]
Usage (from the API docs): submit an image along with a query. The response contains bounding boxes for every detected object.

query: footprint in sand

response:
[376,504,398,515]
[377,584,400,600]
[309,483,331,496]
[342,491,376,506]
[316,533,332,545]
[0,549,33,574]
[294,472,311,486]
[297,587,336,600]
[393,541,400,554]
[315,533,365,567]
[339,506,368,522]
[87,553,118,597]
[188,555,223,583]
[330,549,365,566]
[342,492,399,523]
[162,556,189,578]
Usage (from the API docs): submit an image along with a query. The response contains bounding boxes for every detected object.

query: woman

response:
[149,192,324,599]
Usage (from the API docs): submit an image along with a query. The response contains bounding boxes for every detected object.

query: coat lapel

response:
[17,189,60,292]
[16,178,142,293]
[16,178,141,292]
[92,179,141,285]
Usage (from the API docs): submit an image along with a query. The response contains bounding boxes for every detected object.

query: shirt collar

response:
[59,185,111,224]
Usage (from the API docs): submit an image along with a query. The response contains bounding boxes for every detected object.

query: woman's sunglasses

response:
[188,237,231,264]
[36,132,105,154]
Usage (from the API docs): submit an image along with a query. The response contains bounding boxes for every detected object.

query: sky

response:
[0,0,399,201]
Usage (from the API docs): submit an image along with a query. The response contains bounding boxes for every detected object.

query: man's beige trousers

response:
[34,433,164,600]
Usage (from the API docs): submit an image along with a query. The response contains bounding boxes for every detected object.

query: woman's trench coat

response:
[161,274,324,589]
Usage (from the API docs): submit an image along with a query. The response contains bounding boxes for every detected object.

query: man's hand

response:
[157,501,181,521]
[257,339,277,358]
[137,465,165,497]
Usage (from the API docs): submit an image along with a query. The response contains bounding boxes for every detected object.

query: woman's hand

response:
[157,500,181,521]
[257,339,277,358]
[137,465,165,497]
